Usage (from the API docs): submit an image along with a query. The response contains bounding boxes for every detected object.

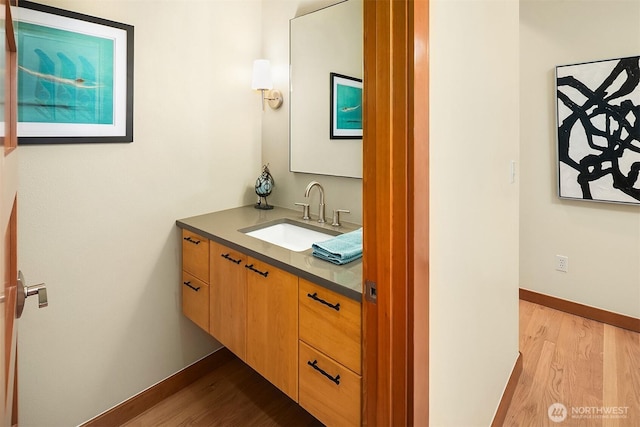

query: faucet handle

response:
[294,202,311,220]
[331,209,350,227]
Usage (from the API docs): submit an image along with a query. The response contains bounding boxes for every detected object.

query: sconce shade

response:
[252,59,273,90]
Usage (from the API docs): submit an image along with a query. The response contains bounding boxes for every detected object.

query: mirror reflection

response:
[289,0,363,178]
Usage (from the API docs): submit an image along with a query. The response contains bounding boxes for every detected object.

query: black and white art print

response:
[556,56,640,205]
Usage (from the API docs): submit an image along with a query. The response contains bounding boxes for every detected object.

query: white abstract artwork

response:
[556,56,640,205]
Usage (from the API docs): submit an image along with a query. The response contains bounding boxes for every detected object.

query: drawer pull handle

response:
[307,292,340,311]
[308,360,340,385]
[183,281,201,292]
[221,253,242,264]
[245,264,269,277]
[183,236,201,245]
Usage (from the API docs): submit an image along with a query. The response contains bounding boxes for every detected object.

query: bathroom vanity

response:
[176,205,362,426]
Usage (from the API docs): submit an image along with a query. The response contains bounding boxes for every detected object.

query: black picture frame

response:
[16,1,134,144]
[330,72,362,139]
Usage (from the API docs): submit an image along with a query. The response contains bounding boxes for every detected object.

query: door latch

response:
[365,280,377,304]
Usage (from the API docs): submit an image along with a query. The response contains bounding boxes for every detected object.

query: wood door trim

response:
[519,288,640,333]
[4,0,17,154]
[80,348,235,427]
[411,0,430,424]
[2,0,19,420]
[362,0,428,425]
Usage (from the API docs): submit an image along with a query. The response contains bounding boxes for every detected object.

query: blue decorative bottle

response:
[255,164,275,210]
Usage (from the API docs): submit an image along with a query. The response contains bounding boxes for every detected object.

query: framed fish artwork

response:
[15,1,134,144]
[330,72,362,139]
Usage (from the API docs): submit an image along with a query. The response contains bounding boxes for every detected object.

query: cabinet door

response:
[210,241,247,360]
[246,257,298,401]
[182,272,209,332]
[182,230,209,282]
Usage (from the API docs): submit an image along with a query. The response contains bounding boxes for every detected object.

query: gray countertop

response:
[176,205,363,301]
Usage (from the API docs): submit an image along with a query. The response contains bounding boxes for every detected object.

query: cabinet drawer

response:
[182,230,209,282]
[299,341,361,427]
[182,271,209,332]
[299,279,361,374]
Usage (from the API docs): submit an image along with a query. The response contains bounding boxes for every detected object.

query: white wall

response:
[429,0,520,425]
[520,0,640,318]
[17,1,263,425]
[261,0,363,224]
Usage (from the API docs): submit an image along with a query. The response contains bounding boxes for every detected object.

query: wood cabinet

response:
[182,230,209,282]
[299,279,362,374]
[299,341,361,427]
[180,232,360,422]
[181,272,209,331]
[181,230,210,331]
[209,241,247,360]
[298,278,362,426]
[246,256,299,402]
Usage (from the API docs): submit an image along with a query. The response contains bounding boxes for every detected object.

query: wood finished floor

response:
[504,300,640,427]
[121,356,322,427]
[122,300,639,426]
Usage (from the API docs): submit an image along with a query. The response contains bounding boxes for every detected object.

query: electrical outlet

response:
[556,255,568,273]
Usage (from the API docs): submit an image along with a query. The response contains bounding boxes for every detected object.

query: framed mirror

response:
[289,0,363,178]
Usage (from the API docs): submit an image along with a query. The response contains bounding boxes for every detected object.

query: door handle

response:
[16,270,48,318]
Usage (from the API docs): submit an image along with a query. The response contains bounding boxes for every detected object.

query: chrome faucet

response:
[304,181,325,223]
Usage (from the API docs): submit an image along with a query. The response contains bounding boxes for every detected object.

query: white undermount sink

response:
[242,220,337,252]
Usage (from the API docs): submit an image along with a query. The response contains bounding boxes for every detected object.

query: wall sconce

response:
[252,59,283,110]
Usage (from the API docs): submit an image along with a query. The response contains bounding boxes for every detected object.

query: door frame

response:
[362,0,429,425]
[2,0,19,424]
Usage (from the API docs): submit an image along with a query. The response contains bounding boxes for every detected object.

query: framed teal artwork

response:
[330,72,362,139]
[16,1,133,144]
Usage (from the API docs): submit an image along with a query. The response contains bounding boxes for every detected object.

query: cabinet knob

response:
[307,360,341,385]
[245,264,269,278]
[183,236,201,245]
[307,292,340,311]
[183,281,201,291]
[221,253,242,264]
